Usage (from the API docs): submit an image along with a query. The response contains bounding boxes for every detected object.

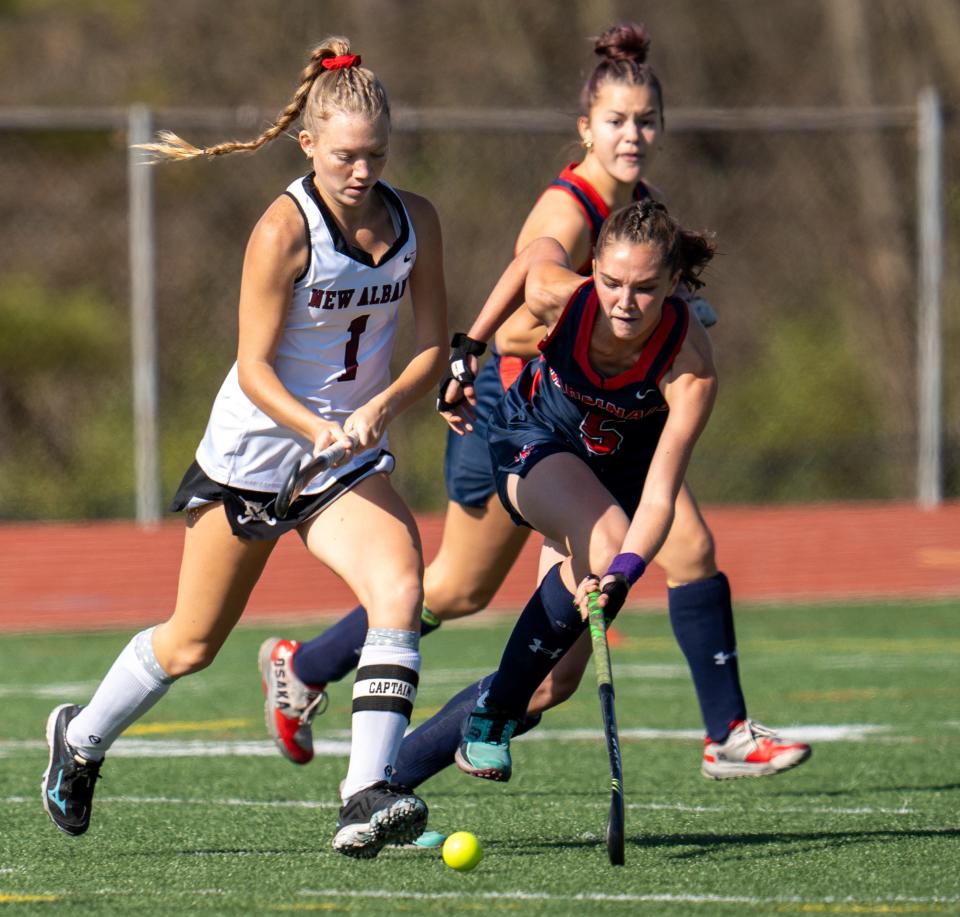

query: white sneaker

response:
[702,719,811,780]
[258,638,327,765]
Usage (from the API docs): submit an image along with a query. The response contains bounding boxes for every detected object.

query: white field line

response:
[0,723,896,759]
[0,664,689,699]
[0,682,99,698]
[298,889,960,907]
[17,888,960,909]
[0,794,923,817]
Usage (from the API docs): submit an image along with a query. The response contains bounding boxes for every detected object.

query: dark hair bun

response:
[593,22,651,63]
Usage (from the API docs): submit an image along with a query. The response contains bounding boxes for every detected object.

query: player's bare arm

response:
[619,324,717,564]
[236,195,353,454]
[494,191,594,357]
[439,238,576,433]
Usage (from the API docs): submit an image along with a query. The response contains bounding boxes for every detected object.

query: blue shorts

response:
[487,397,654,529]
[443,352,527,508]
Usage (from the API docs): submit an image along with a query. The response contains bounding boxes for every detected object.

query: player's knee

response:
[662,526,717,583]
[584,525,627,578]
[424,570,494,618]
[452,579,499,616]
[366,570,424,626]
[685,525,716,572]
[160,640,219,677]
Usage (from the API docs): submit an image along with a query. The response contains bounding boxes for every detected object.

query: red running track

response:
[0,502,957,633]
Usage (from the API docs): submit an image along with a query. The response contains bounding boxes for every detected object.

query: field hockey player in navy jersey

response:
[447,201,809,781]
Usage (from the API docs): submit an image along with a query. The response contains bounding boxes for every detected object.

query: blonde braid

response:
[136,39,369,163]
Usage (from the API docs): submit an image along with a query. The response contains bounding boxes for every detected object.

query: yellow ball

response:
[442,831,483,871]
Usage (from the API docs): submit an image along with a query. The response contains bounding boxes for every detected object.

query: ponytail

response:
[136,37,389,163]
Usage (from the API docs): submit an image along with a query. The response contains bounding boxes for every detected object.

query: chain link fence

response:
[0,101,956,521]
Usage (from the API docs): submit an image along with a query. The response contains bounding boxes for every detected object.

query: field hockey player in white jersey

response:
[40,37,448,859]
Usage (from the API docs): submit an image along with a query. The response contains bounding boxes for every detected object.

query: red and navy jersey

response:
[496,164,650,375]
[547,163,652,274]
[489,280,689,485]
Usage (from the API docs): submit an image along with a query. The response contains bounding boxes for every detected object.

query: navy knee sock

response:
[393,674,542,789]
[293,604,441,686]
[668,572,746,741]
[484,564,584,718]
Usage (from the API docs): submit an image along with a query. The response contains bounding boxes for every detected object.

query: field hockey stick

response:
[274,439,353,519]
[587,589,626,866]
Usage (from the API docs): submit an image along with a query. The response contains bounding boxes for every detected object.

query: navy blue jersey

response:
[488,280,690,524]
[444,166,650,508]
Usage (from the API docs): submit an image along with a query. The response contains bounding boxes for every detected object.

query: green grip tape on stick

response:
[587,590,613,689]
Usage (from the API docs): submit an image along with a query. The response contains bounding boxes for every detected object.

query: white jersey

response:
[195,173,417,494]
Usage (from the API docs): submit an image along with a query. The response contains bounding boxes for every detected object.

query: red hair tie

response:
[321,54,361,71]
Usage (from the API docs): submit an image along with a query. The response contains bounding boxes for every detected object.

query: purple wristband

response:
[606,552,646,586]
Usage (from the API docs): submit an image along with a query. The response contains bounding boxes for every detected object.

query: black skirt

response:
[170,450,395,540]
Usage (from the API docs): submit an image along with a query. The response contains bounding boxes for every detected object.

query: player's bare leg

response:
[261,491,532,766]
[299,473,427,856]
[457,454,628,780]
[153,504,278,674]
[44,503,277,836]
[424,496,531,619]
[652,482,715,586]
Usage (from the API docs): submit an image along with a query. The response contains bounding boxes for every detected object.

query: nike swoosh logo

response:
[403,252,415,263]
[47,769,68,814]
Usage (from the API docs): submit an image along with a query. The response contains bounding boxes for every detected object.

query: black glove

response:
[448,332,486,385]
[437,333,486,412]
[599,573,630,623]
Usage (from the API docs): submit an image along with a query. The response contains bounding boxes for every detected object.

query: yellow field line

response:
[125,718,252,736]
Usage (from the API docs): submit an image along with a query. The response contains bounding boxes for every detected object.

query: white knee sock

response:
[66,627,174,760]
[340,628,420,801]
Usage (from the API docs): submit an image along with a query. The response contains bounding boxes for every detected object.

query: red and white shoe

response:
[258,638,327,765]
[702,719,811,780]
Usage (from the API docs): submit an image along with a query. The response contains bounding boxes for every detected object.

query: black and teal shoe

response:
[332,781,428,859]
[42,704,103,836]
[455,703,519,782]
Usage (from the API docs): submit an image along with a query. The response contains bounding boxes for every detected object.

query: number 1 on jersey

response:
[337,315,369,382]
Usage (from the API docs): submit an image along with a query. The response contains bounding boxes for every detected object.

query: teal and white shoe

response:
[455,704,518,782]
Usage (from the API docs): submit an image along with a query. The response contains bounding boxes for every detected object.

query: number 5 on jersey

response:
[580,412,624,456]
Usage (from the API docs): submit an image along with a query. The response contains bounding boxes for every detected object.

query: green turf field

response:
[2,600,959,915]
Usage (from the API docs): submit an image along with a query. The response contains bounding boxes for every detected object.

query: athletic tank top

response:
[546,163,651,273]
[195,173,417,493]
[498,166,652,387]
[504,279,689,469]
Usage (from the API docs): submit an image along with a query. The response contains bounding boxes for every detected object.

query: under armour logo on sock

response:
[529,638,563,660]
[713,650,738,665]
